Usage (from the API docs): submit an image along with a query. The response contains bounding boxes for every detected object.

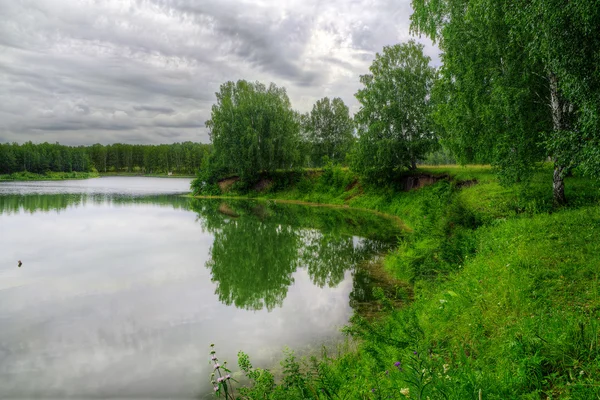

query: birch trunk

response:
[549,73,567,206]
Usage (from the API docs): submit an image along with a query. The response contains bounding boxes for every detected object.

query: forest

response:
[191,0,600,207]
[0,141,211,175]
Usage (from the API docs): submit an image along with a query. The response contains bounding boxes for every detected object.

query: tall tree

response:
[411,0,600,204]
[352,40,436,181]
[204,80,301,183]
[303,97,354,166]
[506,0,600,204]
[412,0,550,184]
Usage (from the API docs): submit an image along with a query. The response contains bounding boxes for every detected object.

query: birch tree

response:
[352,40,436,181]
[303,97,354,166]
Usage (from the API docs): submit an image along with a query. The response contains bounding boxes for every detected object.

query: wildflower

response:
[213,363,220,370]
[413,351,418,355]
[400,387,410,397]
[217,377,224,383]
[371,388,376,393]
[226,374,231,380]
[213,386,219,392]
[211,355,218,361]
[394,361,402,371]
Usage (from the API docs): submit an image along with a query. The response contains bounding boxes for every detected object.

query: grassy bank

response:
[201,165,600,399]
[0,171,100,181]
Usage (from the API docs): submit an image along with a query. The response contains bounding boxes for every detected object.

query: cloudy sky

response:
[0,0,438,145]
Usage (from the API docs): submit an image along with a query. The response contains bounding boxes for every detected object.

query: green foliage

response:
[422,148,456,165]
[206,80,301,183]
[190,199,401,310]
[207,165,600,399]
[0,192,191,215]
[191,153,227,195]
[0,142,92,174]
[411,0,600,204]
[0,171,99,181]
[411,0,550,186]
[507,0,600,177]
[352,40,437,181]
[0,141,210,176]
[301,97,355,167]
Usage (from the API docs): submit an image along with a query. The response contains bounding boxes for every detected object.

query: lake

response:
[0,177,402,398]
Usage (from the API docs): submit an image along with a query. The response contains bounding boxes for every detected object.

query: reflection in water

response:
[190,199,402,311]
[209,218,298,310]
[0,181,404,399]
[0,192,192,215]
[0,176,192,215]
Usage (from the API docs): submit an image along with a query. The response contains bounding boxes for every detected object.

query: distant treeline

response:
[0,142,211,175]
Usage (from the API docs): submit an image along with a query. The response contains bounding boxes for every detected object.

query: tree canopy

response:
[0,142,210,175]
[352,40,437,181]
[411,0,600,203]
[206,80,301,183]
[302,97,354,167]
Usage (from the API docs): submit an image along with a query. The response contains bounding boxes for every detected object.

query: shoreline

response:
[0,172,195,182]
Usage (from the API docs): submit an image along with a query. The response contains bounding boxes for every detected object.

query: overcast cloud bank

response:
[0,0,437,144]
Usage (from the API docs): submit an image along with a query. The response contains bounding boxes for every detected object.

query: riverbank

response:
[99,172,195,178]
[0,171,100,181]
[198,165,600,398]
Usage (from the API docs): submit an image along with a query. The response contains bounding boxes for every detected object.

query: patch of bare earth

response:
[400,173,450,191]
[344,179,363,201]
[218,177,239,192]
[253,179,273,193]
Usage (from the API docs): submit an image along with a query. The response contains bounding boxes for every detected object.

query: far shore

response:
[0,171,195,181]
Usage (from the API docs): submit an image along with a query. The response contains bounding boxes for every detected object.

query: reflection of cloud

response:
[0,199,359,398]
[0,0,438,144]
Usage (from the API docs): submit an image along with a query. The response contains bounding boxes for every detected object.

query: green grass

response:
[201,165,600,399]
[0,171,100,181]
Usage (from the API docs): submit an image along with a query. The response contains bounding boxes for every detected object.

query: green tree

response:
[352,41,437,181]
[506,0,600,204]
[204,80,301,184]
[411,0,600,204]
[303,97,354,167]
[411,0,550,184]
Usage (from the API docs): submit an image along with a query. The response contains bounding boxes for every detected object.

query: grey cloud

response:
[0,0,438,145]
[133,106,176,114]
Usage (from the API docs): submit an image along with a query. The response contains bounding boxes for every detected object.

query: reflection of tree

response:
[207,218,299,311]
[191,199,404,312]
[299,230,350,288]
[0,193,191,215]
[299,231,393,288]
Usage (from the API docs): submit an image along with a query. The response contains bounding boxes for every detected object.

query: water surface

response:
[0,177,401,398]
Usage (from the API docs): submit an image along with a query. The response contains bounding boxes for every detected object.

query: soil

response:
[217,177,240,192]
[398,173,449,191]
[252,179,273,193]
